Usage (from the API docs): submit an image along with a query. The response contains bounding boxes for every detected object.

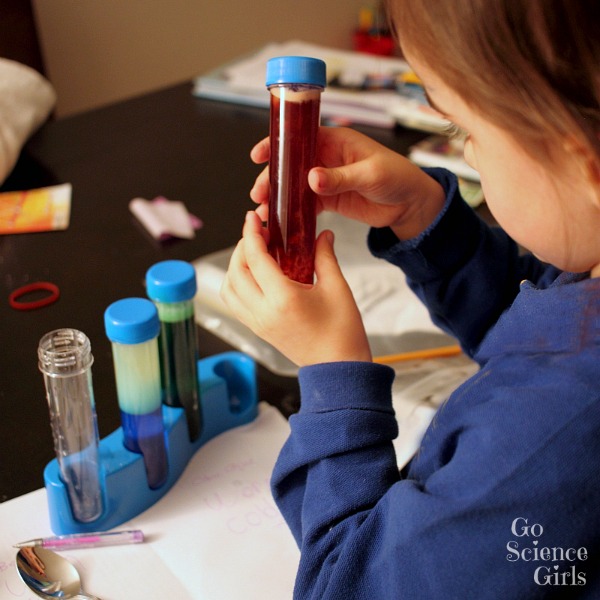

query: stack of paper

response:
[193,40,448,131]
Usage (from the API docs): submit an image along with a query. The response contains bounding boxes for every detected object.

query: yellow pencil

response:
[374,344,462,365]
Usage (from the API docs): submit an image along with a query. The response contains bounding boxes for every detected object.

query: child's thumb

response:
[309,162,369,197]
[309,166,348,196]
[314,229,343,284]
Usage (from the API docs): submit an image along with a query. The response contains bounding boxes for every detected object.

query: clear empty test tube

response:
[266,56,326,284]
[104,298,169,490]
[146,260,202,442]
[38,329,104,523]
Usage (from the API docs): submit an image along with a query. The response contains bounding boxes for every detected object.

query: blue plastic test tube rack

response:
[44,352,259,534]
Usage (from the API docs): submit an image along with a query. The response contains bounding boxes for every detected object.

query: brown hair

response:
[387,0,600,161]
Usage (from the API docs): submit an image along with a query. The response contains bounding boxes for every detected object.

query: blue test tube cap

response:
[145,260,197,303]
[104,298,160,344]
[266,56,326,88]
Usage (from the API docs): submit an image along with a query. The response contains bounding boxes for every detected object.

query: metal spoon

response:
[16,546,101,599]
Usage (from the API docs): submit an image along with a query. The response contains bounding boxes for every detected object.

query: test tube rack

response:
[44,352,259,535]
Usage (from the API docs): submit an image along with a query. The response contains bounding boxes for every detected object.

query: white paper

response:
[0,404,299,600]
[391,355,479,468]
[0,376,478,599]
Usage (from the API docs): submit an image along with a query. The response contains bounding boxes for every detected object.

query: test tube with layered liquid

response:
[38,329,104,523]
[104,298,168,490]
[266,56,326,283]
[146,260,202,442]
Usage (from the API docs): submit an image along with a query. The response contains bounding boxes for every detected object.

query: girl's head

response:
[387,0,600,276]
[387,0,599,166]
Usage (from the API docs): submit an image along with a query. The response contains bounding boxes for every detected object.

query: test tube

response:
[146,260,202,442]
[266,56,326,283]
[104,298,169,490]
[38,329,104,523]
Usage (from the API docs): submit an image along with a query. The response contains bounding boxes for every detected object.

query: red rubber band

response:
[9,281,60,311]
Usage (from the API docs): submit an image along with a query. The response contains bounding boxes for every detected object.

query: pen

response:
[374,344,462,365]
[14,529,144,551]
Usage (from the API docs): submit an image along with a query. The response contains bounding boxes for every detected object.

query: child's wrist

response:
[389,179,446,241]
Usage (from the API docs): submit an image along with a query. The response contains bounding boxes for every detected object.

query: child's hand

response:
[221,211,372,367]
[250,126,446,240]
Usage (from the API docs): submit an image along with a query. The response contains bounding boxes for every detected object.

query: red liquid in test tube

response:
[266,56,326,284]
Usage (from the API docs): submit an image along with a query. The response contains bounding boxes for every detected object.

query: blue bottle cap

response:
[104,298,160,344]
[145,260,197,302]
[266,56,326,88]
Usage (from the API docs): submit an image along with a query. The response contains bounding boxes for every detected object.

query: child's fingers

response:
[242,209,267,240]
[250,137,270,164]
[313,230,345,288]
[220,272,253,325]
[250,166,270,205]
[314,229,336,270]
[221,237,264,321]
[255,203,268,222]
[241,212,288,292]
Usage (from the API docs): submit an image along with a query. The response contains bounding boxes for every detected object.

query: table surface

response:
[0,82,434,503]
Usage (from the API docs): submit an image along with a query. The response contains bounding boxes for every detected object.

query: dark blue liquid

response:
[121,407,169,489]
[157,316,202,442]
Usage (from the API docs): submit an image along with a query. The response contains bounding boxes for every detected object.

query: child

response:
[221,0,600,597]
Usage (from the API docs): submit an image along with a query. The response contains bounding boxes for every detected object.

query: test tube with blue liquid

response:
[146,260,202,442]
[104,298,169,489]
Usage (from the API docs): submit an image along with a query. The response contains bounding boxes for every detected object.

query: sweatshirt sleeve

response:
[272,362,398,547]
[368,168,557,356]
[271,358,599,599]
[271,361,400,597]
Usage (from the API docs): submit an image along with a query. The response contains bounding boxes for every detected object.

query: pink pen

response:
[14,529,144,551]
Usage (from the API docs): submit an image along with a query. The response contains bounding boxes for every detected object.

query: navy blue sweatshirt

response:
[271,169,600,598]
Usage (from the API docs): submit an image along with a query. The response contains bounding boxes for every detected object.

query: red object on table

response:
[353,31,396,56]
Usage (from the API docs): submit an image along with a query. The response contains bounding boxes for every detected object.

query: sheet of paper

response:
[0,358,477,598]
[391,354,478,468]
[0,403,299,600]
